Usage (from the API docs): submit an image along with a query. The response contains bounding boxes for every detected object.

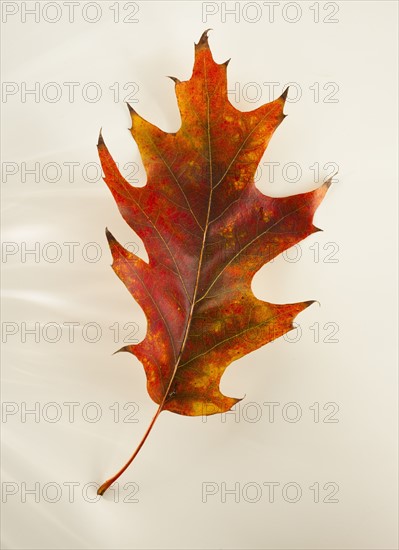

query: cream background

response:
[1,1,398,549]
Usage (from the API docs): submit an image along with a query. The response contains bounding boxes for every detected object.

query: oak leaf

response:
[97,31,330,495]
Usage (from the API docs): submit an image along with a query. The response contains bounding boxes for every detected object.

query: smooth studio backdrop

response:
[1,1,398,549]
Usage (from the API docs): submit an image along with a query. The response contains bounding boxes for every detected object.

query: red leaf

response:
[97,31,330,495]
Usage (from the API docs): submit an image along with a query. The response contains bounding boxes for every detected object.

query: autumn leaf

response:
[97,30,330,495]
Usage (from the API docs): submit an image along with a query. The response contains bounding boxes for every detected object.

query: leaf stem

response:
[97,406,162,496]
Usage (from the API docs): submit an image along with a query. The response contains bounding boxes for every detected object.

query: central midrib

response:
[160,60,214,409]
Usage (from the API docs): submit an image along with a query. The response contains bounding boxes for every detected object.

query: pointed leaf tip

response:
[324,176,335,189]
[304,299,317,309]
[281,87,289,101]
[105,227,116,243]
[126,102,136,116]
[196,29,212,49]
[113,345,131,356]
[97,130,104,147]
[167,75,181,84]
